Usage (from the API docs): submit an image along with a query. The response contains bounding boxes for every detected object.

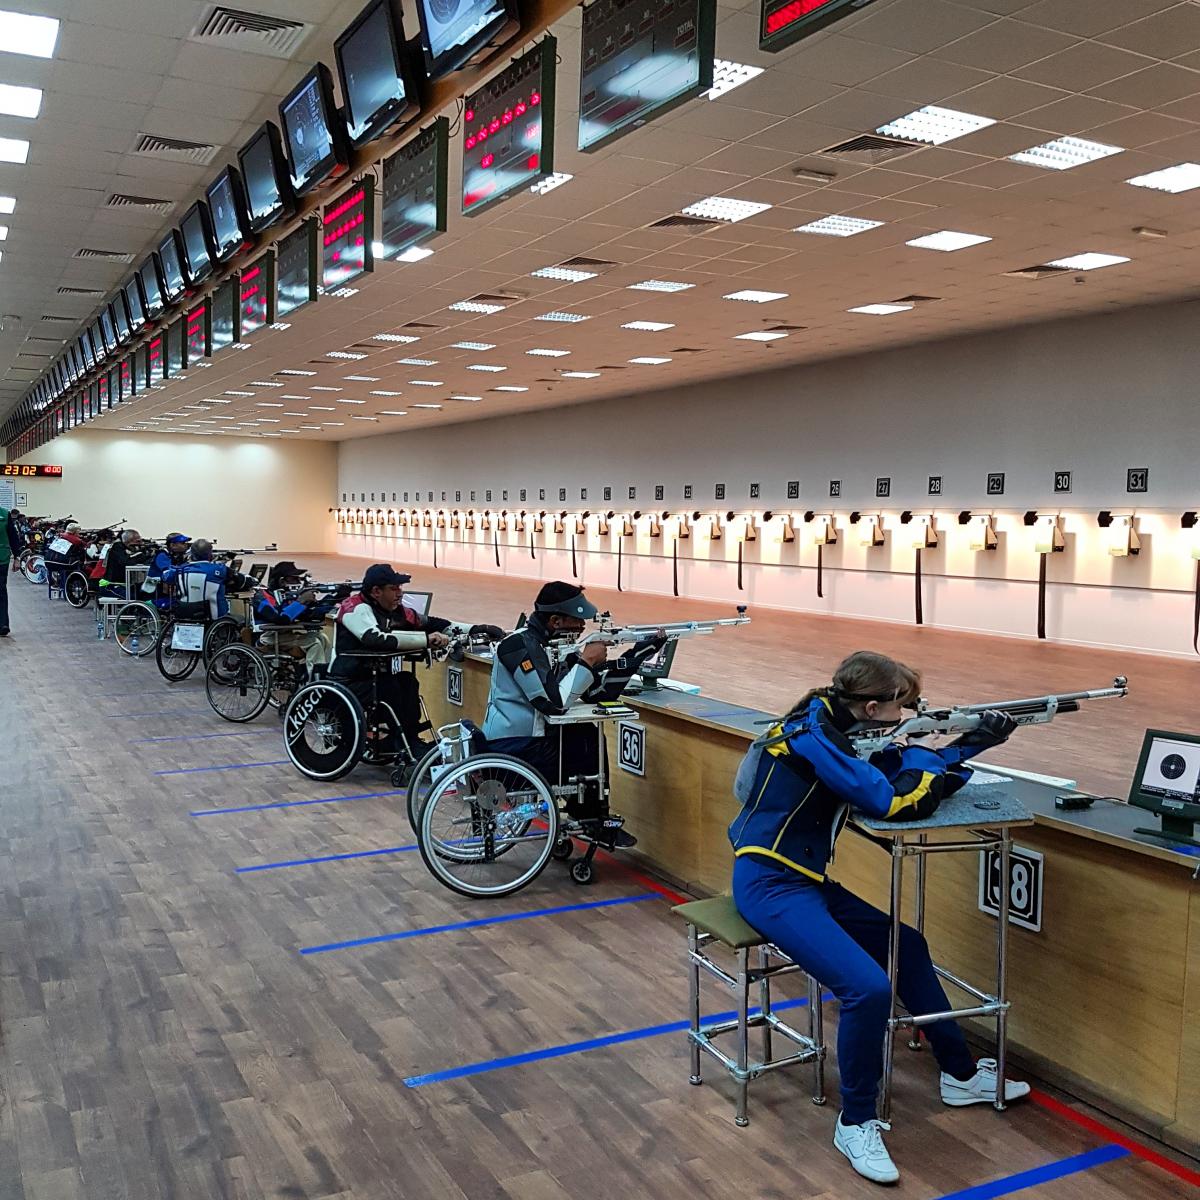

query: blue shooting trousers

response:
[733,855,976,1125]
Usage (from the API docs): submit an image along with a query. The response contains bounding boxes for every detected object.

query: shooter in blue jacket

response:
[729,650,1029,1186]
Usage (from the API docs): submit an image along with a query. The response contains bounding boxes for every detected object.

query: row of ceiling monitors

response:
[17,0,866,430]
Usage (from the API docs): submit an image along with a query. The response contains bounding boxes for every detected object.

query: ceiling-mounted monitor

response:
[136,253,166,320]
[380,117,448,259]
[279,63,351,196]
[416,0,519,80]
[79,331,95,372]
[336,0,421,146]
[124,278,146,332]
[110,294,132,345]
[157,230,188,304]
[205,166,252,263]
[239,121,296,235]
[462,37,556,215]
[180,200,217,287]
[578,0,716,152]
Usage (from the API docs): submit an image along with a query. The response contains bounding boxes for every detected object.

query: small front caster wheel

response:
[551,837,574,862]
[570,860,594,885]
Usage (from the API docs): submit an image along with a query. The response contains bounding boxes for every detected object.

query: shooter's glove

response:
[955,710,1018,749]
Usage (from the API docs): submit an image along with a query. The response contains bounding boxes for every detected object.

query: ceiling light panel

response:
[1008,137,1122,170]
[793,215,882,237]
[849,303,913,315]
[1126,163,1200,194]
[323,350,368,360]
[561,371,600,378]
[530,173,573,195]
[1044,252,1129,270]
[411,402,443,408]
[450,395,481,401]
[0,196,15,214]
[409,379,443,386]
[371,333,420,343]
[876,105,995,146]
[370,390,403,396]
[703,59,764,101]
[531,266,596,281]
[396,245,435,262]
[344,374,380,381]
[0,83,42,119]
[906,230,992,252]
[468,363,506,372]
[450,300,506,314]
[622,321,674,330]
[681,197,771,223]
[493,385,528,392]
[276,368,316,376]
[451,341,495,350]
[723,290,787,303]
[735,331,788,341]
[628,280,693,292]
[526,348,570,356]
[536,311,590,322]
[0,10,59,58]
[0,137,31,164]
[629,356,671,364]
[397,358,437,366]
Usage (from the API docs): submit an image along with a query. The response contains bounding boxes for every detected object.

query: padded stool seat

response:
[673,894,826,1126]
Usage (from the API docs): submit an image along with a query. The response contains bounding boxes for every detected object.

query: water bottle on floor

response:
[131,633,139,657]
[96,613,104,640]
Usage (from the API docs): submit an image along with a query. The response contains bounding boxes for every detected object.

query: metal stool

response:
[673,895,825,1126]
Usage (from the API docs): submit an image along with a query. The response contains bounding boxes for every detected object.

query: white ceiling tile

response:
[1018,0,1180,38]
[938,20,1080,73]
[846,0,998,55]
[1014,41,1156,90]
[1087,64,1200,109]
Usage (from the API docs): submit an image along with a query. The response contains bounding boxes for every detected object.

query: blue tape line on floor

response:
[237,843,418,873]
[131,730,276,744]
[190,789,404,817]
[155,760,290,776]
[303,893,658,956]
[109,709,204,719]
[404,995,811,1087]
[936,1144,1130,1200]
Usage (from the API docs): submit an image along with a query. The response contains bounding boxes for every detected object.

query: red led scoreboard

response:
[322,178,375,290]
[759,0,876,51]
[240,254,274,336]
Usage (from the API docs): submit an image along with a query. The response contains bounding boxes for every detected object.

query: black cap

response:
[534,581,598,619]
[268,561,305,586]
[362,563,412,591]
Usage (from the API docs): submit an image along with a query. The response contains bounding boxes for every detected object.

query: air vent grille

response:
[647,214,720,232]
[1004,265,1071,280]
[75,247,135,263]
[56,286,105,296]
[558,256,618,270]
[819,134,924,163]
[765,324,806,332]
[402,322,442,330]
[134,134,219,164]
[192,6,309,57]
[596,364,629,370]
[106,193,175,215]
[40,314,76,322]
[671,347,707,353]
[894,295,941,304]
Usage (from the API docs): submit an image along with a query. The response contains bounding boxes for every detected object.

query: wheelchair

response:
[413,702,638,899]
[65,558,106,610]
[155,603,243,682]
[205,622,330,723]
[281,651,434,784]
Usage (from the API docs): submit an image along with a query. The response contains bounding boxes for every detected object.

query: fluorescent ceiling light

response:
[1126,163,1200,194]
[323,350,367,360]
[0,225,6,239]
[451,341,495,350]
[531,266,596,281]
[280,395,309,401]
[704,59,764,101]
[371,332,419,343]
[299,425,322,430]
[283,412,306,417]
[450,299,506,314]
[396,245,435,263]
[468,363,505,372]
[0,83,41,119]
[735,330,788,341]
[530,172,573,195]
[397,358,437,366]
[248,380,283,387]
[1009,136,1122,170]
[352,415,378,421]
[336,398,366,404]
[269,323,292,331]
[849,303,913,315]
[409,379,443,386]
[629,356,671,365]
[622,320,674,331]
[370,390,403,396]
[200,398,231,404]
[1044,252,1129,271]
[255,402,284,408]
[536,311,590,322]
[681,196,771,223]
[310,385,342,392]
[322,422,345,426]
[370,241,384,258]
[378,410,408,415]
[493,385,528,392]
[560,371,600,378]
[0,137,31,164]
[450,395,481,401]
[309,405,336,411]
[276,369,316,376]
[331,288,359,298]
[724,289,787,303]
[793,215,882,237]
[628,280,693,293]
[526,348,569,356]
[906,230,991,252]
[223,390,254,397]
[876,105,995,145]
[343,374,379,382]
[0,196,14,214]
[412,402,443,408]
[0,10,60,58]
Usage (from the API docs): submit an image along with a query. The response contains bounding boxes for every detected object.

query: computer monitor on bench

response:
[1128,728,1200,849]
[402,590,433,620]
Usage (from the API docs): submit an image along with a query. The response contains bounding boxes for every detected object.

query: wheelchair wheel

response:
[156,619,202,682]
[282,680,366,780]
[268,655,307,710]
[206,644,271,723]
[114,602,159,656]
[417,754,558,898]
[203,616,242,664]
[405,742,447,836]
[64,571,91,609]
[22,554,46,585]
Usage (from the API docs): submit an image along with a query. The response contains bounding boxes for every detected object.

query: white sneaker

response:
[833,1115,899,1185]
[941,1058,1032,1107]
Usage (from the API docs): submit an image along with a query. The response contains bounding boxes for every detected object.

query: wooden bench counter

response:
[416,651,1200,1160]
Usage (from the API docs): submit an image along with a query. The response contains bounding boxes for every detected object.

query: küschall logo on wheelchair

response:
[286,687,328,744]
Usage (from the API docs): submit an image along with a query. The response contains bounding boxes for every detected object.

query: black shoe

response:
[0,628,8,637]
[598,815,637,849]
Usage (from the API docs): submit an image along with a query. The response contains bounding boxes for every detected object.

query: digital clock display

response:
[759,0,874,51]
[276,219,318,319]
[2,463,63,477]
[462,38,556,215]
[322,178,375,291]
[187,302,211,363]
[578,0,715,152]
[211,278,236,354]
[381,118,448,260]
[239,255,274,336]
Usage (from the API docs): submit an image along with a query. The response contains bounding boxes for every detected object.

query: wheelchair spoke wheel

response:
[113,602,159,656]
[22,555,46,585]
[64,571,91,609]
[156,619,201,682]
[203,616,242,665]
[406,742,445,837]
[268,657,306,710]
[282,681,365,780]
[206,644,271,723]
[418,754,558,898]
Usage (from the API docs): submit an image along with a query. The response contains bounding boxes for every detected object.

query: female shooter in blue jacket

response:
[729,650,1028,1185]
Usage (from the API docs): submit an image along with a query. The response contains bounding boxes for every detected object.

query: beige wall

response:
[14,428,336,552]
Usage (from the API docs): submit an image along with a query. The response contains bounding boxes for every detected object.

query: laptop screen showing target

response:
[1128,729,1200,849]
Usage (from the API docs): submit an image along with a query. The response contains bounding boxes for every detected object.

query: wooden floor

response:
[0,572,1196,1200]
